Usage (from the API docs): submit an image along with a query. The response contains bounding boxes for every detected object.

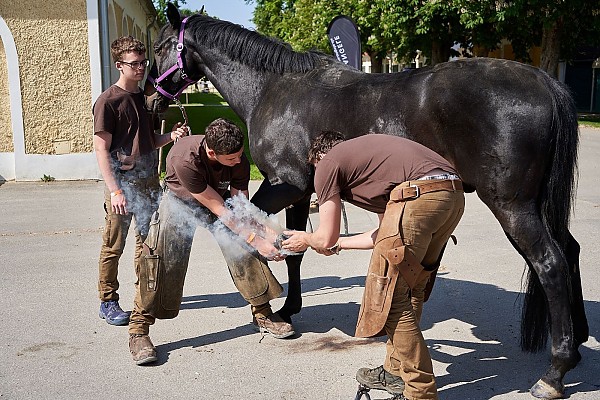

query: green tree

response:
[247,0,600,75]
[453,0,600,76]
[249,0,409,72]
[503,0,600,77]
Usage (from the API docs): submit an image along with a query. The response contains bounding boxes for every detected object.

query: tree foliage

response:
[246,0,600,76]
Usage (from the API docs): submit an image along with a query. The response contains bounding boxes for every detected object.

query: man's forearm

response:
[338,228,378,250]
[95,149,119,192]
[154,132,174,148]
[304,231,337,251]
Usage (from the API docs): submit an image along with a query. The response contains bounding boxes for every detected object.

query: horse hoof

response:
[530,379,564,399]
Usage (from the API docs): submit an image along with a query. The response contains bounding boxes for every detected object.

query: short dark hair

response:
[110,36,145,63]
[205,118,244,155]
[307,130,345,164]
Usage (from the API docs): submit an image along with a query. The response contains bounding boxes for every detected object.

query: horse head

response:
[145,3,204,113]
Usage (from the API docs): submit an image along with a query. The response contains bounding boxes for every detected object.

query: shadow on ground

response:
[164,274,599,398]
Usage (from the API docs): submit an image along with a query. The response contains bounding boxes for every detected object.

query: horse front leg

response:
[250,179,311,323]
[277,195,311,322]
[490,203,581,399]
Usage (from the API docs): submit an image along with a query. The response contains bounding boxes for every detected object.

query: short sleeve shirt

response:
[93,85,157,171]
[164,135,250,202]
[314,134,457,214]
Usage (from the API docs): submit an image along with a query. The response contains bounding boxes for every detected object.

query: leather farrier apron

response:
[139,193,282,320]
[355,179,463,338]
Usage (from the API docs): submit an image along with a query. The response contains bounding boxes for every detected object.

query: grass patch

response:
[578,113,600,129]
[160,93,264,180]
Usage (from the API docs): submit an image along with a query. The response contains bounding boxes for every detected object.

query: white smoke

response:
[224,195,302,257]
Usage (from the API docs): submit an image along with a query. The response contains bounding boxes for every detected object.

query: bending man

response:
[128,118,292,365]
[283,131,465,400]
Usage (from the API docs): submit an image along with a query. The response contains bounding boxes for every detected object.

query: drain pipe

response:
[99,0,111,91]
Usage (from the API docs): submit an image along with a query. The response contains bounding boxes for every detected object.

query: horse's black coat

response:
[147,5,588,398]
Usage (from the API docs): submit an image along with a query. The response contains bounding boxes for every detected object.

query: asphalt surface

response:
[0,127,599,400]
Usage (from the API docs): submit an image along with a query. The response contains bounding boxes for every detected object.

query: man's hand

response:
[281,230,310,253]
[170,122,189,141]
[253,236,286,261]
[314,243,339,256]
[111,190,128,214]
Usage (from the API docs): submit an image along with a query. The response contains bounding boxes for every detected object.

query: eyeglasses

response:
[118,59,150,69]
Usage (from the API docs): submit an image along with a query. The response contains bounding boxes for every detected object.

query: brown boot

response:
[253,312,295,339]
[129,334,157,365]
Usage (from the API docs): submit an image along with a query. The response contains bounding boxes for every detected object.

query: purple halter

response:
[147,17,199,101]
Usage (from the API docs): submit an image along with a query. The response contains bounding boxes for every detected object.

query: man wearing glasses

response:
[92,36,187,348]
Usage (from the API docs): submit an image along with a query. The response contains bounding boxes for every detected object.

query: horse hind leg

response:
[565,231,589,348]
[490,203,579,399]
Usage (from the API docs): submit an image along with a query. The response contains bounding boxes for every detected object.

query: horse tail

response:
[521,74,579,353]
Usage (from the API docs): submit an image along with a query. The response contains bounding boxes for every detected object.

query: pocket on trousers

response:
[145,212,160,251]
[145,254,159,291]
[365,255,391,312]
[139,253,184,320]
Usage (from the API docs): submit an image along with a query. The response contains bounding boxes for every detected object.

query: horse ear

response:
[166,2,182,30]
[199,6,205,15]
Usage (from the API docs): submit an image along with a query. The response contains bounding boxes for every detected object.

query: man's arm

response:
[282,194,342,253]
[94,132,127,214]
[283,200,383,255]
[335,214,383,251]
[153,122,189,148]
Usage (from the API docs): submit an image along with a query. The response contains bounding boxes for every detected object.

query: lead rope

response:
[173,98,189,142]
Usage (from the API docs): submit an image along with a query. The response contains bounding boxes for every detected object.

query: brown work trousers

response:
[97,174,161,302]
[129,190,282,335]
[368,181,464,400]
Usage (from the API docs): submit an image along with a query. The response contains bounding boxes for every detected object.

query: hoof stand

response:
[355,384,371,400]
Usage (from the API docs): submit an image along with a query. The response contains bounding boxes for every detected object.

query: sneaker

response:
[99,300,130,326]
[253,312,295,339]
[129,334,157,365]
[356,365,405,394]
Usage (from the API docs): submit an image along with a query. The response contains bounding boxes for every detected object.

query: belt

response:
[418,173,460,181]
[390,179,463,202]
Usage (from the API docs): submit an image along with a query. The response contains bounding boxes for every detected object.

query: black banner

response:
[327,15,361,70]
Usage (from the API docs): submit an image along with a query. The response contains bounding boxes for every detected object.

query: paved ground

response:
[0,127,599,400]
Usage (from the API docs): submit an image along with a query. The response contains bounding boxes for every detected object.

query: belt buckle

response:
[407,184,420,199]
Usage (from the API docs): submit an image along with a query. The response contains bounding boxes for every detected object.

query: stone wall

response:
[0,0,93,155]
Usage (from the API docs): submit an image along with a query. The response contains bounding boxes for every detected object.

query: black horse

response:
[145,4,588,398]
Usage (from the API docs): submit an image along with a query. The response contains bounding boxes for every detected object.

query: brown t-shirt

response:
[164,135,250,202]
[93,85,157,171]
[314,134,457,214]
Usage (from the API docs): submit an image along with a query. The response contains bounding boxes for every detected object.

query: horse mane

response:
[187,14,322,74]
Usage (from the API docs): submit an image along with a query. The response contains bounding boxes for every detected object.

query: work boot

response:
[129,334,157,365]
[99,300,130,326]
[253,312,295,339]
[356,365,405,394]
